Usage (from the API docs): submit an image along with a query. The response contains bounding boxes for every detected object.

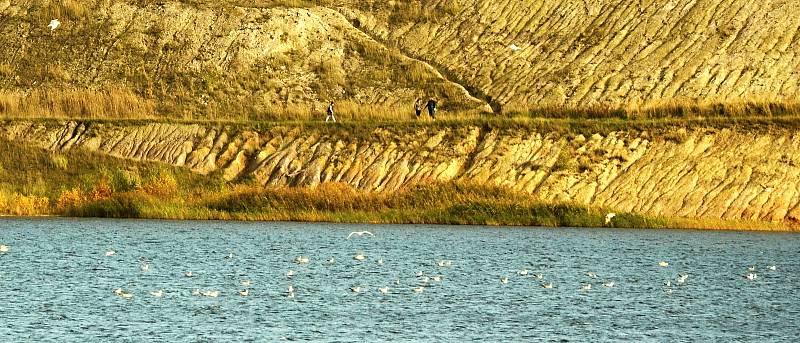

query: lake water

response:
[0,218,798,342]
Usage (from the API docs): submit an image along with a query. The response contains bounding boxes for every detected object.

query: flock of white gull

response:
[0,237,780,300]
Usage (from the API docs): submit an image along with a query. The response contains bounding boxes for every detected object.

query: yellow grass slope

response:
[344,0,800,112]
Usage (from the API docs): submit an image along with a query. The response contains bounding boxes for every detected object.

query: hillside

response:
[3,119,800,228]
[2,0,799,119]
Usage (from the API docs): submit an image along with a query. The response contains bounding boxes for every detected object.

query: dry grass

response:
[0,88,156,119]
[520,98,800,120]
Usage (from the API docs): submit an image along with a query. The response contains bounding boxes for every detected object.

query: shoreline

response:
[0,213,795,233]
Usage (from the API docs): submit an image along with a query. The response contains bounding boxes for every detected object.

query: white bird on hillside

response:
[48,19,61,31]
[105,250,116,257]
[0,245,9,253]
[509,43,522,51]
[605,213,616,225]
[347,231,374,239]
[353,253,367,261]
[149,290,164,298]
[294,256,309,264]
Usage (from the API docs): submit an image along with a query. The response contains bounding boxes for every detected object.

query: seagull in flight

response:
[347,231,374,239]
[48,19,61,31]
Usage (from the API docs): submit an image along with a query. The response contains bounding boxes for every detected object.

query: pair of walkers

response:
[324,98,438,123]
[414,98,437,120]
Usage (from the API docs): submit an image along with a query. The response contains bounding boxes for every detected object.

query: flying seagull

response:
[347,231,374,239]
[48,19,61,31]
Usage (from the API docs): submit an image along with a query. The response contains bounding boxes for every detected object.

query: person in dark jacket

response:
[426,99,437,120]
[414,99,422,119]
[325,101,336,122]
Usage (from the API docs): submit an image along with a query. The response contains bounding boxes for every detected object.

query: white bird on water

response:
[676,274,689,284]
[542,282,554,289]
[437,260,453,267]
[411,286,425,294]
[602,281,615,288]
[114,288,133,299]
[140,262,149,272]
[378,287,390,294]
[105,250,116,257]
[240,280,252,287]
[286,285,295,298]
[377,258,384,266]
[350,286,362,294]
[286,270,296,278]
[48,19,61,31]
[745,273,758,281]
[431,275,442,282]
[0,244,9,253]
[581,284,592,291]
[518,269,530,276]
[605,213,616,225]
[500,277,509,284]
[149,290,164,298]
[184,271,194,277]
[347,231,374,239]
[353,253,367,261]
[239,289,249,297]
[197,290,220,298]
[767,265,777,271]
[586,272,598,279]
[658,261,669,267]
[294,256,309,264]
[747,266,756,272]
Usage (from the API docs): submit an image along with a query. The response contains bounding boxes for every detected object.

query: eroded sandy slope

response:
[4,120,800,223]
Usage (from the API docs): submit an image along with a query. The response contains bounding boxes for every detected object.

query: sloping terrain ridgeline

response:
[4,120,800,224]
[3,0,799,119]
[342,0,800,112]
[0,0,483,119]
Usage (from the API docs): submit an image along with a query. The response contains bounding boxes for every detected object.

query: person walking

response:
[426,98,437,120]
[326,101,336,122]
[414,99,422,119]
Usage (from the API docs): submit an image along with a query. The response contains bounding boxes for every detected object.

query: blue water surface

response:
[0,218,798,342]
